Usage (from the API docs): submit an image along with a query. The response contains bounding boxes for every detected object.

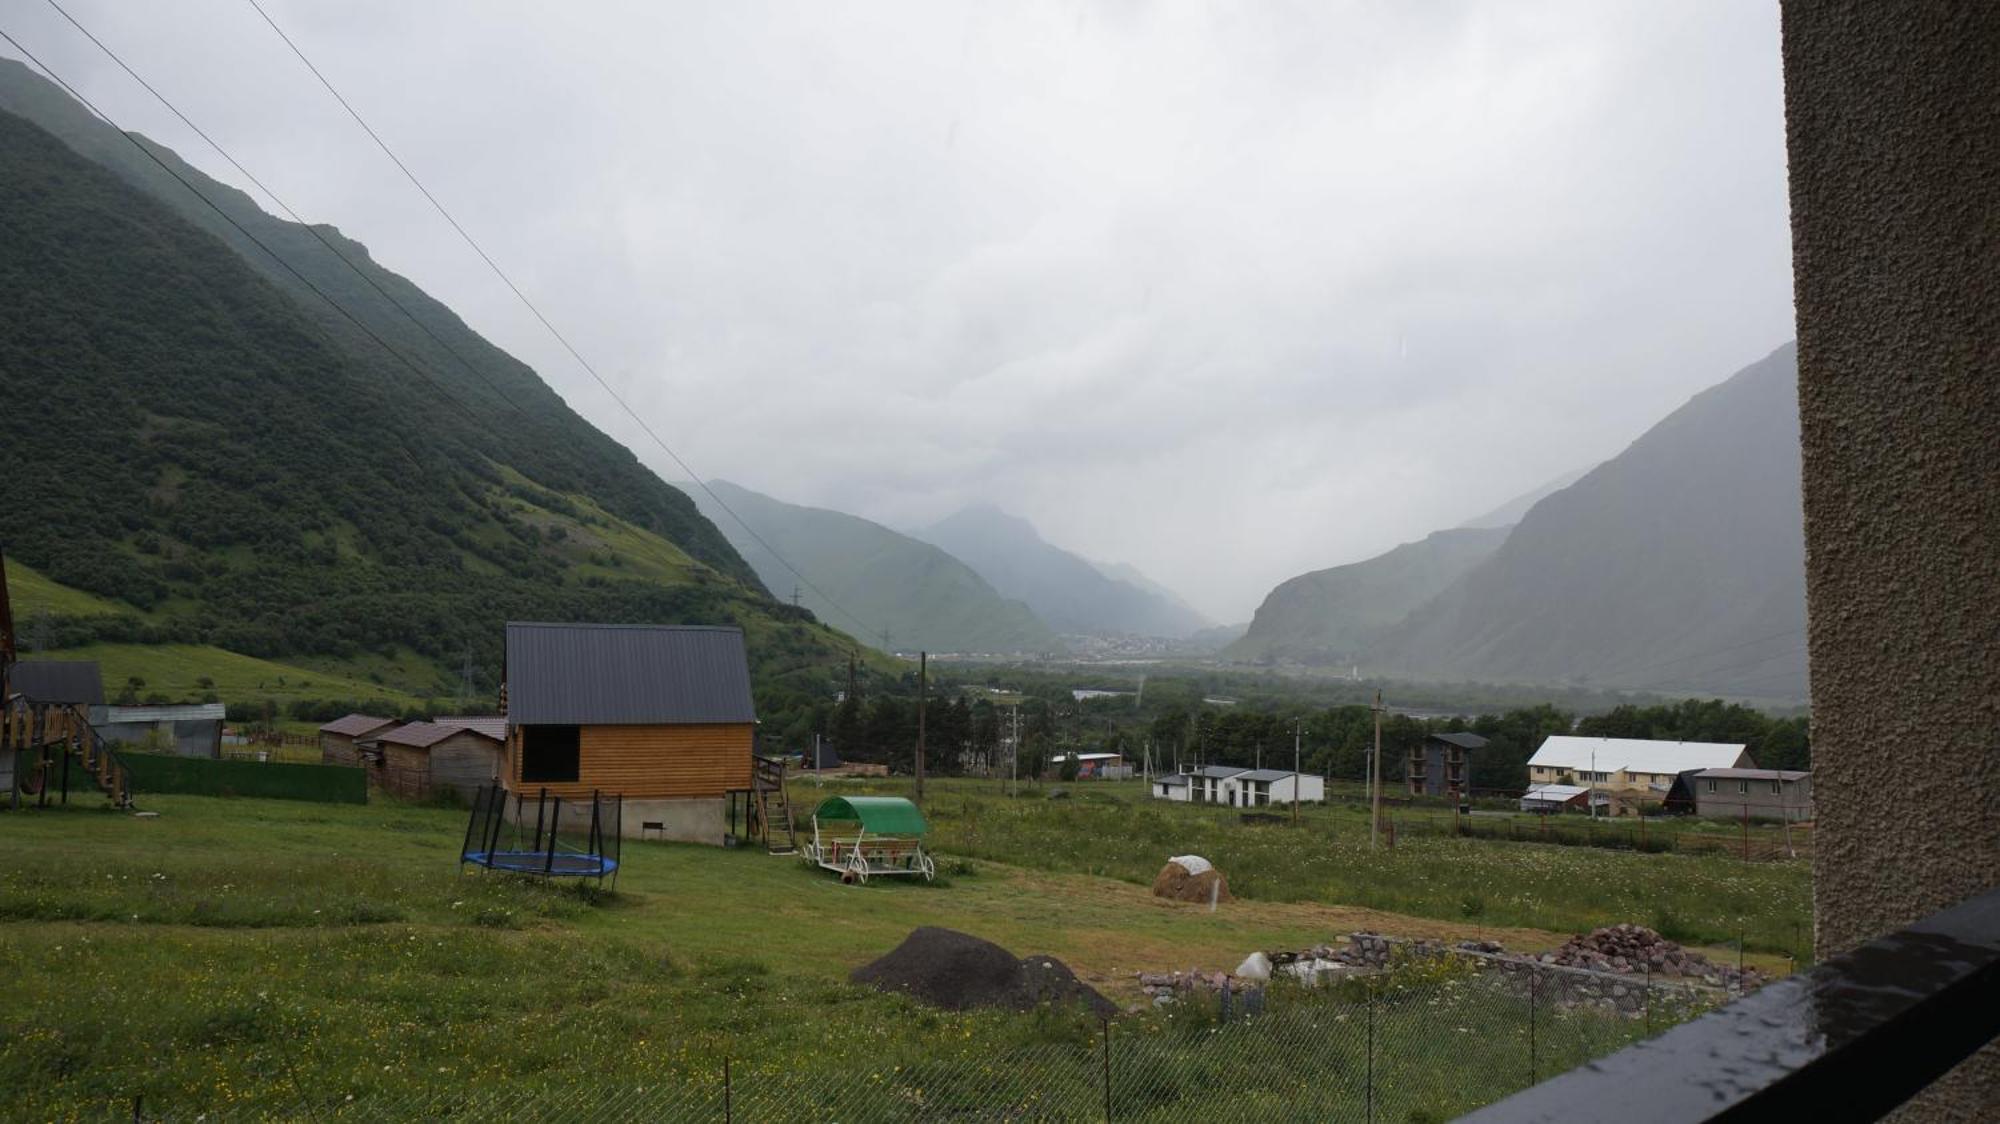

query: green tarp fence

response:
[121,753,367,804]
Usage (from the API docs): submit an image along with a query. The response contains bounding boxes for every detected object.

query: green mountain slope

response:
[915,506,1211,639]
[691,481,1059,654]
[1225,527,1511,664]
[0,59,753,590]
[1374,343,1807,697]
[0,104,865,718]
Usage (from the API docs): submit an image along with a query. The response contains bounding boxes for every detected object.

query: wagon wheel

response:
[919,852,936,883]
[848,846,871,885]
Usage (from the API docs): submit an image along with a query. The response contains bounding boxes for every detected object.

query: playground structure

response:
[460,785,621,886]
[1,550,133,811]
[803,795,935,884]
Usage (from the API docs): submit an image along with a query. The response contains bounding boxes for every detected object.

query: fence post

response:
[723,1056,732,1124]
[1366,985,1375,1124]
[1101,1016,1112,1122]
[1528,964,1538,1085]
[131,1093,141,1123]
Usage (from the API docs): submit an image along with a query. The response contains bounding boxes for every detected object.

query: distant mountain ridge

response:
[1226,526,1511,664]
[915,506,1211,639]
[1373,342,1806,696]
[691,482,1059,654]
[1231,343,1807,699]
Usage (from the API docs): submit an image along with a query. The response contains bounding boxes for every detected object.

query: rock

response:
[1235,952,1273,981]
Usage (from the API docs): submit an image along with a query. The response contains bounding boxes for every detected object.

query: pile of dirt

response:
[852,927,1117,1018]
[1151,854,1230,904]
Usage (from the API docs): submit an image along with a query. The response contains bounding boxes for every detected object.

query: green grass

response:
[815,777,1812,962]
[33,643,433,712]
[3,557,134,619]
[0,793,1738,1119]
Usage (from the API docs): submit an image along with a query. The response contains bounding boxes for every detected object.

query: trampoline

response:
[461,785,622,886]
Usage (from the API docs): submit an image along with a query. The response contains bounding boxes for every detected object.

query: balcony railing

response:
[1461,884,2000,1122]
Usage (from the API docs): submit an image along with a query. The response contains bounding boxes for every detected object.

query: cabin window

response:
[521,725,581,783]
[1737,780,1749,795]
[1704,779,1717,793]
[1769,780,1782,795]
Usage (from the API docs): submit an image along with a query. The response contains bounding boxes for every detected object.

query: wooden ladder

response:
[749,754,798,854]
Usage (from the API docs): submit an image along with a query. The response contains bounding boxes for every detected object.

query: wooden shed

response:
[319,713,401,767]
[372,720,505,800]
[500,622,756,844]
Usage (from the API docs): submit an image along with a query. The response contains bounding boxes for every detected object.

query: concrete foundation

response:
[618,797,728,845]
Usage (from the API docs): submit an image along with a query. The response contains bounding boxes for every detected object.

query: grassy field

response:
[0,784,1776,1120]
[813,777,1812,961]
[3,558,134,619]
[28,643,434,714]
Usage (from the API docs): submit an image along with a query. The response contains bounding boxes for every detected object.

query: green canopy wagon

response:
[804,795,936,883]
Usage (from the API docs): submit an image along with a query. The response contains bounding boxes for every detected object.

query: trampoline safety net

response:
[461,785,622,884]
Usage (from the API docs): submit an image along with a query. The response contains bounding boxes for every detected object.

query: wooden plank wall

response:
[505,723,751,799]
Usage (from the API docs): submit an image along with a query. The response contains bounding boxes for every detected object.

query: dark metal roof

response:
[9,660,104,705]
[1237,768,1301,783]
[1428,731,1489,750]
[379,721,503,749]
[319,713,400,738]
[1195,764,1247,778]
[505,622,756,726]
[435,716,508,742]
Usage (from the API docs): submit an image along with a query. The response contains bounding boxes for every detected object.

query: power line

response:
[240,0,880,643]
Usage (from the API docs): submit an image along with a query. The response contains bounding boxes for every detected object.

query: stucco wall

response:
[1780,0,1999,1114]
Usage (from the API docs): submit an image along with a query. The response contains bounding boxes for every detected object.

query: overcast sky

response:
[4,1,1795,621]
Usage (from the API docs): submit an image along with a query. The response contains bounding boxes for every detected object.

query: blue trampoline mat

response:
[463,850,618,877]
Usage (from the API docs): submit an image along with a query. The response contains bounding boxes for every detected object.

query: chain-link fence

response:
[107,959,1725,1122]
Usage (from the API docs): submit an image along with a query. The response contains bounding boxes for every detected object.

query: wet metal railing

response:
[1461,885,2000,1123]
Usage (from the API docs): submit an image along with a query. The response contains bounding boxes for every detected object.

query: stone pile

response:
[1134,927,1765,1009]
[1540,923,1768,990]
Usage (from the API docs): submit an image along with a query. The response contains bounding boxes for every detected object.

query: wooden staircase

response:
[3,695,134,810]
[746,754,798,854]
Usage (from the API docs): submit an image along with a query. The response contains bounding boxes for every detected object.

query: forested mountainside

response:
[693,481,1059,655]
[916,506,1210,639]
[0,104,870,722]
[0,59,750,587]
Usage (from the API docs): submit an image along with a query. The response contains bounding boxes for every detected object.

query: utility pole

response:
[1293,716,1302,827]
[459,644,477,705]
[915,651,927,804]
[1009,703,1020,797]
[791,585,801,607]
[1371,690,1384,849]
[1590,746,1599,820]
[880,627,892,654]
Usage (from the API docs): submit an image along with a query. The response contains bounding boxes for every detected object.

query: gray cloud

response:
[5,0,1794,620]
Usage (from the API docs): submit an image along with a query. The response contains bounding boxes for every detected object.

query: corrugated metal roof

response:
[1694,768,1809,781]
[435,716,508,742]
[505,622,756,726]
[1236,768,1305,783]
[9,660,104,705]
[101,703,226,722]
[1155,774,1189,785]
[1529,736,1750,774]
[1523,783,1590,800]
[1429,732,1489,750]
[319,713,400,737]
[1195,765,1248,778]
[379,721,503,749]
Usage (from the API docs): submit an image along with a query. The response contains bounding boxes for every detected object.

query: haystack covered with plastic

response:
[1152,854,1230,903]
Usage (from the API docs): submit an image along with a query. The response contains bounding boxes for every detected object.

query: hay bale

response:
[1152,854,1231,903]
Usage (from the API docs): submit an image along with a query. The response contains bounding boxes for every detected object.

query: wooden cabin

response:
[318,713,401,767]
[500,622,756,844]
[372,720,505,800]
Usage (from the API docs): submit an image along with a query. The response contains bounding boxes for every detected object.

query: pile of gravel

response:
[852,927,1116,1018]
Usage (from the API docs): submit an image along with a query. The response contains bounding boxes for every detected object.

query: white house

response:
[1527,737,1753,797]
[1048,751,1131,779]
[1155,764,1325,807]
